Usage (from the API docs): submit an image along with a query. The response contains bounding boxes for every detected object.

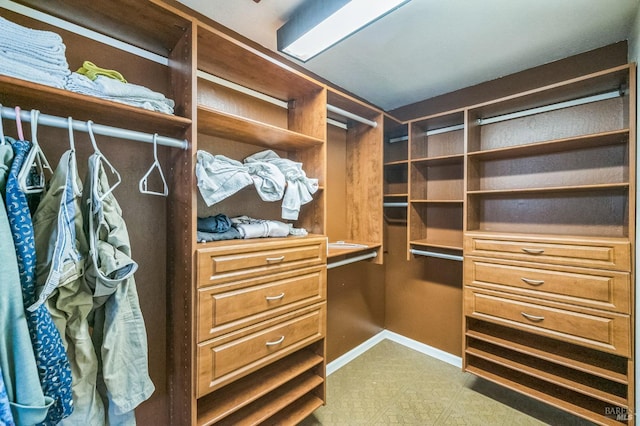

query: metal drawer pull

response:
[521,277,544,286]
[265,292,285,301]
[522,248,544,255]
[266,256,285,263]
[521,312,545,322]
[266,335,285,346]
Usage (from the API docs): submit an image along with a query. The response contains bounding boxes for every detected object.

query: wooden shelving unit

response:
[463,64,636,425]
[407,109,465,258]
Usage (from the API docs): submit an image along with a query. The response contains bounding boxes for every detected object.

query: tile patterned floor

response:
[301,340,594,425]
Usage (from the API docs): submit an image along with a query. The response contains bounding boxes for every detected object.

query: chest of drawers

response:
[194,236,327,423]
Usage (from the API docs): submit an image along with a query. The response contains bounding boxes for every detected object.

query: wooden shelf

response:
[384,159,409,166]
[0,75,192,137]
[197,105,324,149]
[12,0,192,57]
[265,393,324,425]
[197,23,322,102]
[466,346,627,407]
[469,64,631,120]
[410,239,463,251]
[215,373,323,425]
[467,182,629,196]
[197,349,323,425]
[466,362,628,426]
[327,242,381,259]
[466,325,628,384]
[467,129,629,159]
[411,199,463,204]
[411,154,464,165]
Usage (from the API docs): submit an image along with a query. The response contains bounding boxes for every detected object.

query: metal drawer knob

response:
[521,312,545,322]
[266,256,285,263]
[266,335,285,346]
[521,277,544,286]
[522,248,544,255]
[265,292,285,301]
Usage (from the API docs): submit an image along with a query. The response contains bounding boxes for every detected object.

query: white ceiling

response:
[177,0,639,111]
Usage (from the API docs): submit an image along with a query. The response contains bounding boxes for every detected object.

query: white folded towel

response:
[65,73,175,114]
[0,55,67,88]
[0,16,66,49]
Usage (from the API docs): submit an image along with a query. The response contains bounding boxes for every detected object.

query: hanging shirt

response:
[0,366,14,426]
[32,150,106,425]
[82,153,154,424]
[0,141,53,425]
[5,137,73,425]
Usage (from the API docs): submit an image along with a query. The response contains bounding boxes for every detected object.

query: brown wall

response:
[326,262,386,362]
[383,223,463,356]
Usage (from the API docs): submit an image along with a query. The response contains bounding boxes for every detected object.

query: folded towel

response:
[65,73,175,113]
[0,16,66,50]
[231,216,291,239]
[0,56,67,88]
[0,17,69,69]
[196,151,253,206]
[77,61,127,83]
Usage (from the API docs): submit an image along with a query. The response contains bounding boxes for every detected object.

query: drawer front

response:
[464,235,630,271]
[197,237,326,287]
[197,304,325,397]
[197,267,326,341]
[464,289,630,356]
[465,258,630,313]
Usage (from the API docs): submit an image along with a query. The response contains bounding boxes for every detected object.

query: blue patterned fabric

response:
[5,138,73,425]
[0,366,14,426]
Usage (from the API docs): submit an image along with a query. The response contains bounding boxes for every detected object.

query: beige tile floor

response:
[301,340,594,425]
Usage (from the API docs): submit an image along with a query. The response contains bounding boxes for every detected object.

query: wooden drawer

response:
[464,257,630,313]
[197,266,326,342]
[197,236,327,287]
[197,304,326,398]
[464,289,630,357]
[464,233,630,271]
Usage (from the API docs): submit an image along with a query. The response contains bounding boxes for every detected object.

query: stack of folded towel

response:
[0,16,71,88]
[65,64,175,114]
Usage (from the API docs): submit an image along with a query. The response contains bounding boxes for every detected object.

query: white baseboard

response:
[326,329,463,376]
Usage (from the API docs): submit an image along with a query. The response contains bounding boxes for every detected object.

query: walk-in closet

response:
[0,0,638,425]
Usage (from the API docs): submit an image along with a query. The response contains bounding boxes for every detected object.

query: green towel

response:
[77,61,127,83]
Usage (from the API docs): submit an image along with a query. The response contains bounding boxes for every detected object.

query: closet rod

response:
[0,106,188,150]
[387,123,464,144]
[327,104,378,128]
[477,90,622,126]
[410,248,463,262]
[327,251,378,269]
[383,202,408,207]
[388,135,408,143]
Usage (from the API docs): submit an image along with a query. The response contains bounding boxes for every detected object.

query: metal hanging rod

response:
[0,106,188,150]
[327,104,378,128]
[327,251,378,269]
[388,135,408,143]
[327,118,348,130]
[477,90,622,126]
[383,202,408,208]
[388,123,464,144]
[410,248,463,262]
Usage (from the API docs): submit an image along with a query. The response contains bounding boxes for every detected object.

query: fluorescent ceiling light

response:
[277,0,411,62]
